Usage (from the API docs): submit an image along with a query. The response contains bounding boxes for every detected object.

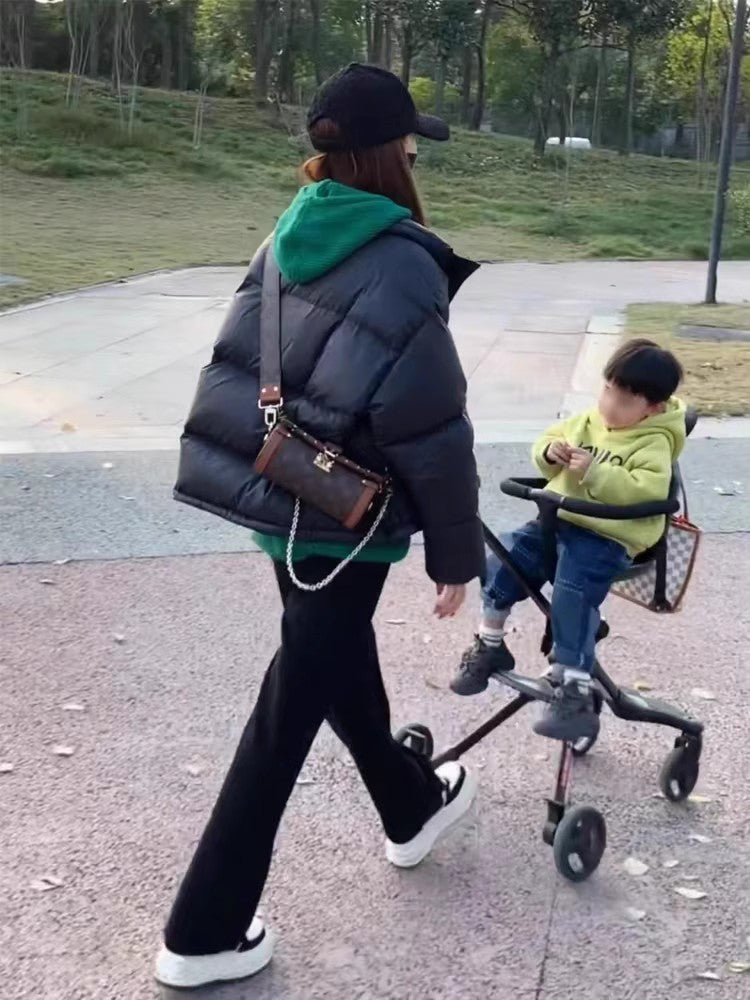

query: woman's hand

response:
[434,583,466,619]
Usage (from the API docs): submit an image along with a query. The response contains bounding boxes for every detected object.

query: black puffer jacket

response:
[175,221,485,585]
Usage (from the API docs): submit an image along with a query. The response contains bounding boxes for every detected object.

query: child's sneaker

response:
[450,635,515,695]
[533,669,599,742]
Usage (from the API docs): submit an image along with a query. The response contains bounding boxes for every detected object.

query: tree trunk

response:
[278,0,298,103]
[591,40,606,146]
[177,0,191,91]
[533,45,556,156]
[371,10,384,65]
[384,16,393,70]
[255,0,278,106]
[400,25,413,86]
[470,0,492,131]
[310,0,323,84]
[620,39,636,155]
[461,45,473,125]
[557,101,567,146]
[365,3,374,62]
[160,10,173,89]
[434,54,447,117]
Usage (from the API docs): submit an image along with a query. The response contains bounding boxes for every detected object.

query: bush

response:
[24,152,125,177]
[731,185,750,236]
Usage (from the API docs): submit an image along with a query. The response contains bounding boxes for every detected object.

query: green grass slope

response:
[1,70,748,307]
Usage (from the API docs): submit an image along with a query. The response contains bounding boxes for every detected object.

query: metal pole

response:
[705,0,747,304]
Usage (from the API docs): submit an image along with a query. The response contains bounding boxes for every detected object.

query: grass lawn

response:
[626,303,750,416]
[2,70,749,310]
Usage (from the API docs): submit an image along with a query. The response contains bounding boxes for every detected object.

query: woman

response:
[156,63,485,990]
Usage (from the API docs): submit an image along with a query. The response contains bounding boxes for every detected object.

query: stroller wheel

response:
[571,690,604,758]
[659,742,700,802]
[394,723,434,759]
[553,806,607,883]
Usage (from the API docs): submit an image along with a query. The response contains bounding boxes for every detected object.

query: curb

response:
[558,313,624,418]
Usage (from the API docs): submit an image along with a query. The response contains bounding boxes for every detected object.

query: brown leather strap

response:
[259,245,282,407]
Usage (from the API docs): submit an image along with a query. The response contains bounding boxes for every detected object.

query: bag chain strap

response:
[286,492,392,592]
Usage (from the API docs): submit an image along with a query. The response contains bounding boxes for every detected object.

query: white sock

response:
[479,622,507,647]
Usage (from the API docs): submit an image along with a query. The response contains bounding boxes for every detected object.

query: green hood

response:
[273,180,411,284]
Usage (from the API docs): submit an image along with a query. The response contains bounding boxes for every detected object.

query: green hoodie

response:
[532,398,687,556]
[253,181,412,566]
[274,180,411,283]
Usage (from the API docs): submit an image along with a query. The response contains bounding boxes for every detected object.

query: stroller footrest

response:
[489,671,555,703]
[611,688,701,732]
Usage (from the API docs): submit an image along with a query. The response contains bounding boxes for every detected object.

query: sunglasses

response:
[407,151,418,170]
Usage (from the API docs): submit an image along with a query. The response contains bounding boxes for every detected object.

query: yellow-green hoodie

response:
[531,398,686,556]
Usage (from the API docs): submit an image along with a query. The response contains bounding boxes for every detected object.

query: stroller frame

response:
[396,447,704,882]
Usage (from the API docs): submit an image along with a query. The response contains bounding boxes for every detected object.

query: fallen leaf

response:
[119,495,136,502]
[296,777,315,785]
[662,859,680,869]
[422,635,432,645]
[0,762,14,774]
[652,791,667,800]
[533,752,549,762]
[696,971,721,982]
[60,422,76,433]
[61,702,85,712]
[688,833,713,844]
[682,875,702,882]
[43,473,56,479]
[624,857,649,877]
[688,795,712,805]
[714,485,739,496]
[30,875,64,892]
[624,907,646,922]
[675,886,707,900]
[101,462,114,470]
[52,745,75,757]
[424,677,441,691]
[39,579,55,586]
[634,680,653,692]
[113,634,126,645]
[385,619,406,626]
[53,558,71,566]
[185,764,203,777]
[728,963,750,975]
[691,688,717,701]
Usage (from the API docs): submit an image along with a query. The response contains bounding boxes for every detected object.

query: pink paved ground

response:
[2,539,749,1000]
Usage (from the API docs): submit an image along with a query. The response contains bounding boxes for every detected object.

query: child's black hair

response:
[604,339,683,404]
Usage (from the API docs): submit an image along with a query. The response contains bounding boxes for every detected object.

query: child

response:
[451,339,686,742]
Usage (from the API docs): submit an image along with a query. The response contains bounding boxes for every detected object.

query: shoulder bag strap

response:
[258,244,283,409]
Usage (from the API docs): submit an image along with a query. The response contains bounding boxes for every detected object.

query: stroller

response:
[395,409,703,883]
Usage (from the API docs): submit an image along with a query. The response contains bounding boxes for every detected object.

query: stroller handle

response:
[500,477,680,521]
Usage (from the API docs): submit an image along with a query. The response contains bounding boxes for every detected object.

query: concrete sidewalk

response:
[2,541,749,1000]
[1,260,748,453]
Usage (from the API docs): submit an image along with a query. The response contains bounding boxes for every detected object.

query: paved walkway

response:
[1,260,748,453]
[3,260,750,1000]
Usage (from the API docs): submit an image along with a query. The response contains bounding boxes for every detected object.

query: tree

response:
[430,0,476,116]
[496,0,587,155]
[471,0,495,130]
[593,0,690,154]
[664,0,750,163]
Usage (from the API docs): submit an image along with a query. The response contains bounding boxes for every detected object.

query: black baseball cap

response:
[307,63,450,152]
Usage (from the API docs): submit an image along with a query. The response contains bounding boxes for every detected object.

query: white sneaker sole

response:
[385,765,478,869]
[154,928,274,989]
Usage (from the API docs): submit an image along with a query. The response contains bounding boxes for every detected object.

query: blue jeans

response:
[483,520,630,673]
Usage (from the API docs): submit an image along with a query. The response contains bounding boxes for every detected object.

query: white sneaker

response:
[385,762,477,869]
[154,916,274,989]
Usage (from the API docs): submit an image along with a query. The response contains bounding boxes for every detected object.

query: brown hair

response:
[303,119,426,226]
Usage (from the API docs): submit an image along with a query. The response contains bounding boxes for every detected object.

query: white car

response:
[546,136,593,150]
